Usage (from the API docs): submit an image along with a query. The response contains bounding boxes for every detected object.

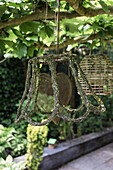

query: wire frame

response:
[15,53,106,126]
[78,55,113,95]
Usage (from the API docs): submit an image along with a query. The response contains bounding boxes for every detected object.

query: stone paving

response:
[58,143,113,170]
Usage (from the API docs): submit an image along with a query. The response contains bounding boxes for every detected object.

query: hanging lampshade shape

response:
[15,53,106,126]
[78,55,113,95]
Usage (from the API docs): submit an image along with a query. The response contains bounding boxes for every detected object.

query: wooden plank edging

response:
[14,127,113,170]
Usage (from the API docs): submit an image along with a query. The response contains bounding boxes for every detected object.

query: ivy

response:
[99,0,110,13]
[20,22,41,34]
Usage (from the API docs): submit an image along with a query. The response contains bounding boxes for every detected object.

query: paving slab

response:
[58,143,113,170]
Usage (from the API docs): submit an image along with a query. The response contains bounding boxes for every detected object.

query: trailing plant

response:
[0,155,26,170]
[0,124,27,158]
[26,122,48,170]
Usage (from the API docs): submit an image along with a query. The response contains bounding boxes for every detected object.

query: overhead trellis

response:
[15,53,106,126]
[78,55,113,95]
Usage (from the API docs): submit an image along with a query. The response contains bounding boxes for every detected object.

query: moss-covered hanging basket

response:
[15,53,106,126]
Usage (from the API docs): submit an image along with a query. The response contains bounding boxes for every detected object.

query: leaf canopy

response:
[0,0,113,59]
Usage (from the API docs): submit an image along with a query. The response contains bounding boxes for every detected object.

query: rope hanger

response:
[56,0,60,54]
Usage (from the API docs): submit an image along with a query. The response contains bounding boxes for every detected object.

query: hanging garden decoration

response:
[78,55,113,95]
[15,53,106,126]
[15,0,106,126]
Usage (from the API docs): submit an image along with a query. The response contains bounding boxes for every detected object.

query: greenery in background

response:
[0,124,27,159]
[37,93,54,112]
[0,155,26,170]
[76,95,113,136]
[48,111,75,141]
[16,93,48,123]
[26,122,48,170]
[0,54,28,134]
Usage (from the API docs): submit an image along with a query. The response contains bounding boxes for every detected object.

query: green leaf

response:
[27,45,35,57]
[0,157,5,164]
[64,23,78,33]
[23,39,34,46]
[3,40,16,49]
[20,21,40,33]
[0,40,5,50]
[45,26,54,37]
[14,161,26,169]
[0,5,6,18]
[106,1,113,6]
[14,42,27,59]
[26,35,38,41]
[2,30,17,41]
[12,29,23,40]
[6,155,13,164]
[106,26,113,36]
[99,0,110,13]
[39,27,48,39]
[0,124,4,129]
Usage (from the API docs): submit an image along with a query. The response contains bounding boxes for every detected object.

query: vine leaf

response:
[45,26,54,37]
[14,42,27,59]
[0,5,6,18]
[20,21,40,33]
[12,29,24,40]
[99,0,110,13]
[106,26,113,36]
[27,45,35,57]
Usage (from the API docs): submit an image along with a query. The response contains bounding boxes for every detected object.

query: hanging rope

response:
[56,0,60,54]
[89,31,95,55]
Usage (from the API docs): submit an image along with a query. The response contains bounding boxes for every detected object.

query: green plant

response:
[0,125,15,158]
[0,155,26,170]
[0,55,27,134]
[58,108,75,140]
[26,122,48,170]
[10,132,27,157]
[0,0,113,59]
[76,95,113,136]
[0,124,27,158]
[16,94,47,123]
[37,94,75,140]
